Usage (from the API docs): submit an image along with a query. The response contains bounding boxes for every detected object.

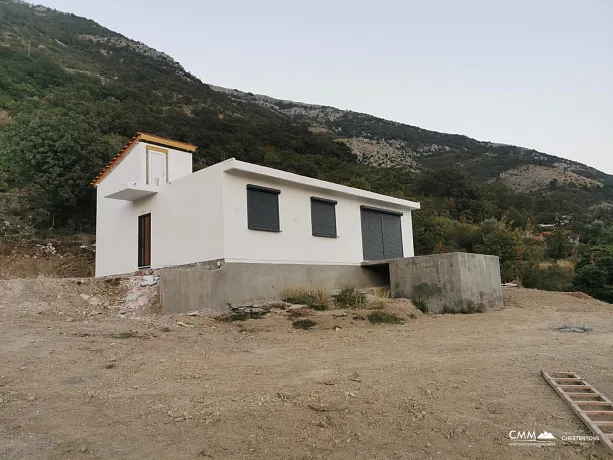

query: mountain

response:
[1,0,612,239]
[210,85,610,188]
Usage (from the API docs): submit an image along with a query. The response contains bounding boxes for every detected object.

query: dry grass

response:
[371,287,392,299]
[538,259,574,269]
[282,286,332,310]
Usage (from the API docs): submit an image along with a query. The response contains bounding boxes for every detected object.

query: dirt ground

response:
[0,278,612,460]
[0,236,95,279]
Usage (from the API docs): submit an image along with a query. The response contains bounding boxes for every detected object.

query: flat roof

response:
[221,158,421,210]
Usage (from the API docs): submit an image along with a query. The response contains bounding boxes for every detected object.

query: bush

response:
[367,311,404,324]
[333,286,366,308]
[412,298,429,313]
[292,319,317,330]
[441,302,485,314]
[283,286,331,310]
[218,311,266,322]
[519,263,574,291]
[572,245,613,303]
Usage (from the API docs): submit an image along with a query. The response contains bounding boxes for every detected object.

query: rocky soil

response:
[0,281,612,460]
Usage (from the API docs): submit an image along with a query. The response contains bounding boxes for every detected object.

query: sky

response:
[35,0,613,173]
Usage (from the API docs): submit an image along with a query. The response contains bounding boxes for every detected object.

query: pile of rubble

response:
[117,275,160,317]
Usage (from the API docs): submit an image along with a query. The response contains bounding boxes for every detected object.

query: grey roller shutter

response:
[360,206,404,261]
[247,185,280,232]
[381,213,404,259]
[361,209,385,260]
[311,197,337,238]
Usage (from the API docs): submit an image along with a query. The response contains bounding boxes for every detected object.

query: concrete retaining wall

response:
[161,260,388,315]
[389,253,503,313]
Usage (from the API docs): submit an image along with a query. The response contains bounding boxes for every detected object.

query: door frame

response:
[146,145,169,185]
[138,213,151,269]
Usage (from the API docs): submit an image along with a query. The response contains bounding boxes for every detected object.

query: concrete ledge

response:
[160,260,389,315]
[389,253,503,314]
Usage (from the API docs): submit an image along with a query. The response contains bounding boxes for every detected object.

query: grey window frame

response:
[311,197,338,238]
[246,184,281,232]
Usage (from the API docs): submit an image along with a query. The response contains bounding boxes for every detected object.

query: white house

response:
[94,133,421,281]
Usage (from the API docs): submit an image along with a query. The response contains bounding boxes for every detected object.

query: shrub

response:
[292,319,317,330]
[520,263,574,291]
[218,311,266,322]
[572,245,613,303]
[283,286,332,309]
[365,299,386,310]
[367,311,404,324]
[333,286,366,308]
[412,297,429,313]
[441,302,485,314]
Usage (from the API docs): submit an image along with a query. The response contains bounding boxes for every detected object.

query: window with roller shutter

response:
[247,185,280,232]
[311,197,337,238]
[360,206,403,260]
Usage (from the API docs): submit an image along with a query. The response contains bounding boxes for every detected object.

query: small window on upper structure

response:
[247,185,280,232]
[311,197,337,238]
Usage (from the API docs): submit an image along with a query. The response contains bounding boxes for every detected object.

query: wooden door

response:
[138,213,151,268]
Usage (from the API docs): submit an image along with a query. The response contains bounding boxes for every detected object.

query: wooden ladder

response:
[542,370,613,454]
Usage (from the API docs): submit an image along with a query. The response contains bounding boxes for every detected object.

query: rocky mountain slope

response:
[211,86,610,187]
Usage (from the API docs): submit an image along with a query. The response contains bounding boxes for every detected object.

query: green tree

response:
[572,246,613,303]
[545,228,573,260]
[0,110,116,230]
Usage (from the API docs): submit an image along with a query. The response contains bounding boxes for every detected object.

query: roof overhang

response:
[93,133,197,187]
[221,158,421,211]
[104,183,158,201]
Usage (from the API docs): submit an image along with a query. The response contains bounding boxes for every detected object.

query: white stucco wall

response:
[95,144,224,277]
[221,166,416,265]
[96,152,420,276]
[167,149,192,182]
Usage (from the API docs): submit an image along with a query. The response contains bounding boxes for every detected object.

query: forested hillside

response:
[1,0,613,301]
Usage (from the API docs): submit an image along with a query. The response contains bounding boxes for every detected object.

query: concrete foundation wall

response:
[161,261,388,315]
[389,253,503,313]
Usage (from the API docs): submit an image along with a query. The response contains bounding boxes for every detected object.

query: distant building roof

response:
[92,133,197,187]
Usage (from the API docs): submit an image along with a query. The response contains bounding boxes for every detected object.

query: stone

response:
[88,296,101,306]
[80,294,91,301]
[125,292,141,302]
[140,275,160,287]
